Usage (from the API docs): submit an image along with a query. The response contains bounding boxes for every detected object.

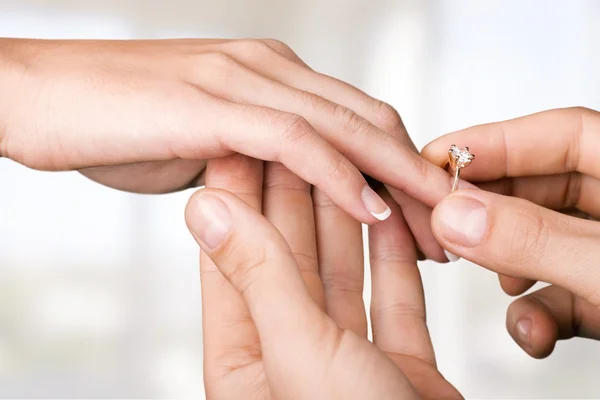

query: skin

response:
[185,156,462,399]
[422,106,600,359]
[0,37,459,260]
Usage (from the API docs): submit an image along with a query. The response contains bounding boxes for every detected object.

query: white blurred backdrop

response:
[0,0,599,398]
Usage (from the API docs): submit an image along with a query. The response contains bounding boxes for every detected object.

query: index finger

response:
[421,107,600,181]
[203,43,457,207]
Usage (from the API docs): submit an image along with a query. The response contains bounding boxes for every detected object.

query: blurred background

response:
[0,0,599,398]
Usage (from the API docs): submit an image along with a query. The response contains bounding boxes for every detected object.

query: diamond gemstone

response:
[449,145,474,168]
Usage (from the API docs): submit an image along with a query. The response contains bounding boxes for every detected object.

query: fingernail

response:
[444,250,460,262]
[436,195,487,247]
[516,318,531,345]
[189,195,232,249]
[361,186,391,221]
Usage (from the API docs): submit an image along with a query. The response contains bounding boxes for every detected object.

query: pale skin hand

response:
[184,154,462,400]
[422,107,600,358]
[0,38,456,259]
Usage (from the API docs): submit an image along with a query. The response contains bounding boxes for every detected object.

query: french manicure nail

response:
[361,185,391,221]
[516,318,531,345]
[189,195,232,249]
[436,196,487,247]
[444,250,460,262]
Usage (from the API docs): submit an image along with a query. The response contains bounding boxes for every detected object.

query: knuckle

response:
[334,104,369,136]
[232,39,274,57]
[278,114,314,144]
[376,101,404,134]
[298,90,331,111]
[203,51,237,67]
[260,39,294,55]
[312,189,336,209]
[408,153,430,186]
[292,251,319,274]
[505,207,549,267]
[226,244,268,297]
[325,152,351,182]
[373,301,425,320]
[201,52,240,75]
[263,163,309,192]
[321,269,362,294]
[370,244,415,264]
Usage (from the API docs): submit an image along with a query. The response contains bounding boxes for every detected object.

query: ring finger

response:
[263,162,324,307]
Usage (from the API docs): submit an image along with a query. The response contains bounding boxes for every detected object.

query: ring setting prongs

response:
[448,145,475,192]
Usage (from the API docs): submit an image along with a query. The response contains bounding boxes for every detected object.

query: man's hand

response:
[422,107,600,358]
[185,154,462,399]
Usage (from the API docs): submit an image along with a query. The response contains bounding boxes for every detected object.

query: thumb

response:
[185,189,336,399]
[431,189,600,308]
[185,189,325,344]
[186,189,421,400]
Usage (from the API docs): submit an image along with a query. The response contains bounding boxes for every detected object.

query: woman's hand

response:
[422,107,600,358]
[185,154,461,399]
[0,38,453,249]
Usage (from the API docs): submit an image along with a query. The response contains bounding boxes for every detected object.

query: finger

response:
[188,41,446,260]
[370,189,436,365]
[214,39,412,148]
[478,173,600,217]
[198,155,263,380]
[187,188,325,344]
[186,188,419,400]
[263,163,324,308]
[216,40,446,260]
[244,47,446,261]
[386,187,447,262]
[479,173,600,296]
[506,285,600,359]
[260,39,311,68]
[431,189,600,307]
[498,274,537,296]
[175,86,391,224]
[313,187,367,337]
[187,52,461,211]
[421,107,600,181]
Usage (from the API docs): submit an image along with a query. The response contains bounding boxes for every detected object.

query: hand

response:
[422,107,600,358]
[185,154,461,399]
[0,38,453,253]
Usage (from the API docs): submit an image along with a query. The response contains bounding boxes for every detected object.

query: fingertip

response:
[185,189,233,250]
[507,299,558,359]
[499,275,536,296]
[362,185,392,222]
[371,207,392,221]
[444,250,460,263]
[420,135,450,165]
[420,245,449,263]
[431,190,488,250]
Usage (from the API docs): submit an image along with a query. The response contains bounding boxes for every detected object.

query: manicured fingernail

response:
[436,196,487,247]
[516,318,531,345]
[444,250,460,262]
[361,186,391,221]
[189,195,232,249]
